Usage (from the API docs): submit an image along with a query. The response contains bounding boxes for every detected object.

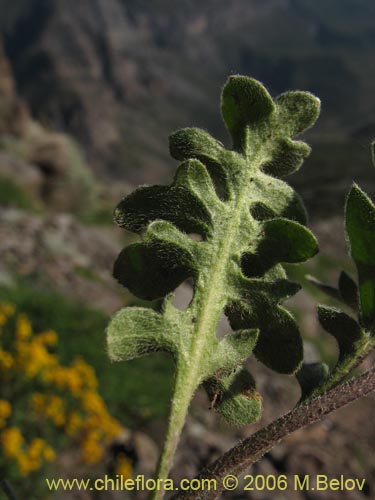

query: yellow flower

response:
[0,302,15,317]
[65,412,83,437]
[46,396,66,426]
[16,339,57,377]
[36,330,58,346]
[27,438,45,459]
[43,444,55,462]
[0,309,124,477]
[1,427,24,458]
[72,358,98,390]
[115,454,133,479]
[102,416,123,440]
[0,349,13,371]
[31,393,45,412]
[16,314,32,340]
[17,455,34,476]
[81,392,106,414]
[81,434,104,464]
[0,400,11,420]
[31,394,66,426]
[0,313,7,327]
[63,368,83,396]
[16,439,56,475]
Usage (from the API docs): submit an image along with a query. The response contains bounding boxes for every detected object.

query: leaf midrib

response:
[185,146,265,386]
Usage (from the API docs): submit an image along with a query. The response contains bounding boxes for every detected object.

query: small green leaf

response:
[221,76,275,150]
[169,128,223,163]
[276,91,321,136]
[296,362,330,400]
[249,202,276,221]
[317,306,364,361]
[262,139,311,178]
[204,367,262,426]
[174,159,219,208]
[114,185,212,236]
[107,307,177,361]
[253,308,303,374]
[242,219,318,277]
[345,184,375,329]
[214,329,259,371]
[263,218,318,262]
[227,279,301,327]
[338,271,358,311]
[250,176,308,225]
[114,241,196,300]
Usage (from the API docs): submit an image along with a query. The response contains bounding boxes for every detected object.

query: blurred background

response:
[0,0,374,498]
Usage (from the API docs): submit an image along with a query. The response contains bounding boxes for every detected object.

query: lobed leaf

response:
[169,128,223,163]
[276,91,321,136]
[204,367,262,426]
[212,329,259,371]
[345,184,375,330]
[297,362,330,400]
[338,271,358,311]
[114,184,212,237]
[241,218,318,277]
[262,139,311,178]
[114,240,196,300]
[109,75,321,425]
[221,76,275,150]
[107,307,177,361]
[317,306,365,362]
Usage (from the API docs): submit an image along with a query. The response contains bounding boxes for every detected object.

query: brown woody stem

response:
[172,367,375,500]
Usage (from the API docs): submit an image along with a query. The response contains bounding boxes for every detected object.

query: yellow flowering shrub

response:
[0,302,123,480]
[115,454,133,478]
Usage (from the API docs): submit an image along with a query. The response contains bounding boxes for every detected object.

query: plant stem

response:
[171,367,375,500]
[310,335,375,398]
[150,362,198,500]
[150,143,268,499]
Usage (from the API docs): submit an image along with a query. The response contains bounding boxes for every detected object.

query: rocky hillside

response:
[1,0,374,215]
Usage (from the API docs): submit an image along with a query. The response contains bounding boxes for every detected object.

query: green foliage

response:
[303,157,375,399]
[345,184,375,330]
[108,75,320,427]
[296,362,329,400]
[338,271,358,311]
[0,282,174,425]
[0,175,38,210]
[204,367,262,426]
[317,306,365,362]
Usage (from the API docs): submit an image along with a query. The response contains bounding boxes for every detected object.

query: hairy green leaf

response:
[108,75,321,426]
[317,306,364,362]
[345,184,375,329]
[107,307,177,361]
[338,271,358,311]
[204,367,262,426]
[297,362,330,400]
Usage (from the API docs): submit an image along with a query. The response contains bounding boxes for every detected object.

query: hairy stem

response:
[150,363,197,500]
[150,147,264,497]
[311,335,375,398]
[172,367,375,500]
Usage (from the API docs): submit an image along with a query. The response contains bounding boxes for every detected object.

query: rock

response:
[0,152,43,198]
[25,128,96,213]
[0,38,28,137]
[0,208,127,313]
[2,0,375,197]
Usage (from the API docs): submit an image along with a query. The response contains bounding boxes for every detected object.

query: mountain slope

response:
[1,0,374,214]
